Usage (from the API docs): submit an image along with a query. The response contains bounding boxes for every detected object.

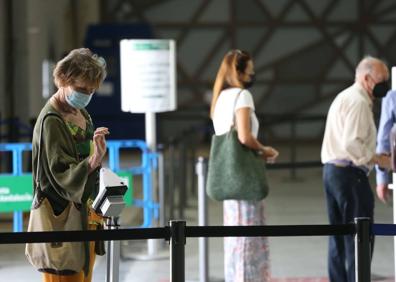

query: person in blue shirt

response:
[376,89,396,203]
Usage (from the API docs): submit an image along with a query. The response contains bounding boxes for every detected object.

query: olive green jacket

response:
[31,101,99,275]
[32,102,98,212]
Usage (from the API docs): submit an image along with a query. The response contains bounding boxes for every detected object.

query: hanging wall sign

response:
[120,39,176,113]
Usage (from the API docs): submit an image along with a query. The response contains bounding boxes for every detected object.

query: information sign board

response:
[120,39,176,113]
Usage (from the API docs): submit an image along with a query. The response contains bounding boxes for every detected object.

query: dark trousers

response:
[323,163,374,282]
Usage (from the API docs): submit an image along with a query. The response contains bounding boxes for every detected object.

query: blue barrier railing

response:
[106,140,159,228]
[0,140,159,232]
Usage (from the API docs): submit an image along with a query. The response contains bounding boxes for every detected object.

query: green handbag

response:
[206,127,269,201]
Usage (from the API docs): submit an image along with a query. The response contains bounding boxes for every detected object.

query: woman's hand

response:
[93,127,109,158]
[89,127,109,171]
[261,146,279,163]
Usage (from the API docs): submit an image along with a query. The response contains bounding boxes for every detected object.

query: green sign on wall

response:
[0,172,133,212]
[0,174,33,212]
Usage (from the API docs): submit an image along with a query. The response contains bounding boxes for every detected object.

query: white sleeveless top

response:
[212,88,259,138]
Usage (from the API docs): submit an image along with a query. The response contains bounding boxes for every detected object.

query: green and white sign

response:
[0,175,33,212]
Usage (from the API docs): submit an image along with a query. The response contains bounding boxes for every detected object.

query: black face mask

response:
[373,81,390,98]
[243,74,256,89]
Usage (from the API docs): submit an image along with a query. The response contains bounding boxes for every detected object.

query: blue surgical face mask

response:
[65,90,93,109]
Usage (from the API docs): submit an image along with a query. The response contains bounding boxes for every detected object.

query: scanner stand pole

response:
[106,216,120,282]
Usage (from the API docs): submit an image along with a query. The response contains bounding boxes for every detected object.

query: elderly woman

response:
[29,48,108,282]
[210,49,279,282]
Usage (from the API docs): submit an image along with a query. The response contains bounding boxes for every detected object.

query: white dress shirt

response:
[321,82,376,170]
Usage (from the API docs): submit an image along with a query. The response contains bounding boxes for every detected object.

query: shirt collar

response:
[353,82,373,107]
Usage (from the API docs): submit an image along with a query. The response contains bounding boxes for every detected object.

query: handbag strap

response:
[230,89,244,130]
[35,112,63,191]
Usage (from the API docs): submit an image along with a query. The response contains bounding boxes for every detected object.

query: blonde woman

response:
[210,49,278,282]
[30,48,108,282]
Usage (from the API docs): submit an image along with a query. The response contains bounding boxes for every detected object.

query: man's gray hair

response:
[355,55,386,79]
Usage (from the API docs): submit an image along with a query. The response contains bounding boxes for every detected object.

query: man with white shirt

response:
[321,56,390,282]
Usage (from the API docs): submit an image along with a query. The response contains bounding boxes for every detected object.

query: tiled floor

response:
[0,145,395,281]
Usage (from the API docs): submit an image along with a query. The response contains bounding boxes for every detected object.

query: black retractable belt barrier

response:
[0,220,372,282]
[0,227,171,244]
[186,224,355,238]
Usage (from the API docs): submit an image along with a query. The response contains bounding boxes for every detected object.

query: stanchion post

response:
[196,157,209,282]
[170,220,186,282]
[106,217,120,282]
[355,217,371,282]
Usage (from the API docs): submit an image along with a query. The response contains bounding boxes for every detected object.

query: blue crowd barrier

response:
[106,140,159,228]
[0,140,159,232]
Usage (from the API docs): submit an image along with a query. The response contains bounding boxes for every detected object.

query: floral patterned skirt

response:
[224,200,270,282]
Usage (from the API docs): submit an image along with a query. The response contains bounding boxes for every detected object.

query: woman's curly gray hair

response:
[53,48,107,89]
